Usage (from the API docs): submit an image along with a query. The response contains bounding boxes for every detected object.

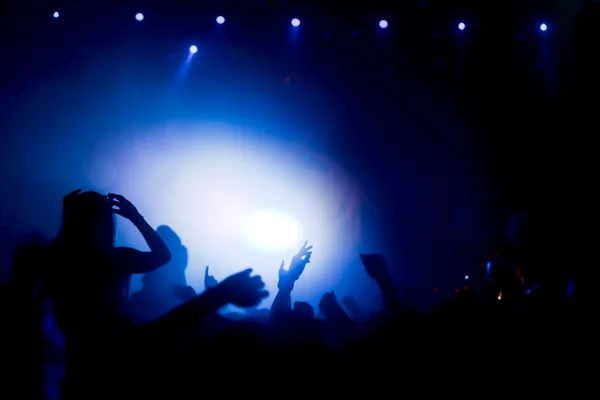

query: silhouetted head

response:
[60,191,114,252]
[156,225,181,248]
[293,301,315,319]
[156,225,188,270]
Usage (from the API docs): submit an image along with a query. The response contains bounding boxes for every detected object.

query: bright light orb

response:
[458,22,466,30]
[135,13,144,22]
[291,18,301,27]
[379,20,388,29]
[53,11,59,18]
[540,23,547,31]
[244,209,302,253]
[216,16,225,24]
[189,45,198,54]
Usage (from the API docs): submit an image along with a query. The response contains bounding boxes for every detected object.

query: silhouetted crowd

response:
[0,190,591,399]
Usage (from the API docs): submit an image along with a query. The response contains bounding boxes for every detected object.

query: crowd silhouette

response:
[0,189,589,398]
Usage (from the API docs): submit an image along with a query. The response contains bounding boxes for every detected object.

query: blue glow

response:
[189,45,198,54]
[379,20,388,29]
[291,18,301,27]
[465,275,469,280]
[135,13,144,22]
[458,22,465,30]
[53,11,59,18]
[540,23,547,31]
[216,16,225,24]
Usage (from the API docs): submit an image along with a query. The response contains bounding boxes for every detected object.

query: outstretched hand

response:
[204,266,218,290]
[215,268,269,308]
[287,240,313,281]
[108,193,142,222]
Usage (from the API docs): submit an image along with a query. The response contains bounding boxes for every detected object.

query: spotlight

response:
[53,11,59,18]
[379,20,388,29]
[135,13,144,22]
[540,23,547,31]
[189,45,198,54]
[216,16,225,24]
[244,209,302,253]
[291,18,301,27]
[465,275,469,280]
[458,22,465,30]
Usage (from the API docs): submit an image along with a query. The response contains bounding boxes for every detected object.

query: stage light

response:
[53,11,59,18]
[465,275,469,280]
[458,22,465,30]
[135,13,144,22]
[291,18,301,27]
[379,20,388,29]
[244,209,302,253]
[189,45,198,54]
[540,23,547,31]
[216,16,225,24]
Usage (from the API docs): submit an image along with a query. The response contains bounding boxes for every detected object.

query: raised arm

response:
[359,254,401,315]
[271,241,312,317]
[145,268,268,344]
[109,193,171,273]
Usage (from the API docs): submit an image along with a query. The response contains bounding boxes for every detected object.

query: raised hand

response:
[287,241,313,281]
[108,193,142,222]
[359,253,389,282]
[215,268,269,308]
[318,290,346,318]
[204,266,218,290]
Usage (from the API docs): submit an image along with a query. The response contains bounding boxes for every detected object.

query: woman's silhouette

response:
[51,189,170,398]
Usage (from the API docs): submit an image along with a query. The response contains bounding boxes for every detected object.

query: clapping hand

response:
[204,266,218,290]
[215,268,269,308]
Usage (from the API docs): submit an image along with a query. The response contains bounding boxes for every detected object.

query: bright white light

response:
[291,18,301,27]
[216,16,225,24]
[244,209,302,253]
[379,20,388,29]
[189,45,198,54]
[53,11,59,18]
[458,22,466,30]
[540,23,547,31]
[465,275,469,280]
[135,13,144,22]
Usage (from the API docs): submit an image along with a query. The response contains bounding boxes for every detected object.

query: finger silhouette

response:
[279,260,285,272]
[108,193,125,202]
[205,266,210,279]
[299,241,308,252]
